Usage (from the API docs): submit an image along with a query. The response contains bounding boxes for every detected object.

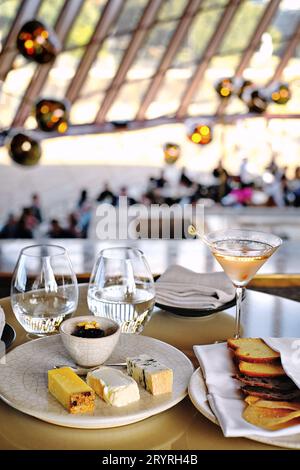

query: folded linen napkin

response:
[155,265,235,309]
[194,339,300,438]
[0,306,5,338]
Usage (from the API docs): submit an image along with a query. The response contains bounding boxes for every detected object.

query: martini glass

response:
[203,229,282,339]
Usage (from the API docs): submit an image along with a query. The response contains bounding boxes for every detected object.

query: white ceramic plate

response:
[0,334,193,429]
[188,367,300,450]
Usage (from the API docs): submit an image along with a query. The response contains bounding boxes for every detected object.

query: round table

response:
[1,284,300,450]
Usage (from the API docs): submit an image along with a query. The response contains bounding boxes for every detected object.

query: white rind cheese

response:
[126,354,173,395]
[87,367,140,407]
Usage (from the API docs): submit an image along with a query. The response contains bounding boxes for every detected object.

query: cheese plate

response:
[0,333,193,429]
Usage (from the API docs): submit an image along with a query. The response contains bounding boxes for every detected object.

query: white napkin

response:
[155,265,235,309]
[0,306,5,338]
[194,339,300,438]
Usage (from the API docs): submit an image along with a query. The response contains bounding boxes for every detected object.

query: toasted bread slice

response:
[239,361,285,378]
[227,338,280,363]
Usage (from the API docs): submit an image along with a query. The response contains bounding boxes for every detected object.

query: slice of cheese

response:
[126,354,173,395]
[87,366,140,407]
[48,367,95,414]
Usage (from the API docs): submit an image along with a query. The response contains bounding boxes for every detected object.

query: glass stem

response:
[234,286,245,339]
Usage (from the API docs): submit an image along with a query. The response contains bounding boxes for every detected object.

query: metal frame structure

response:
[216,0,281,116]
[0,0,299,134]
[0,0,40,82]
[268,18,300,84]
[176,0,243,119]
[11,0,84,128]
[66,0,124,104]
[95,0,164,123]
[135,0,204,121]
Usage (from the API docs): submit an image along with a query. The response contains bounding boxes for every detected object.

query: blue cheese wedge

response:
[86,366,140,407]
[126,354,173,395]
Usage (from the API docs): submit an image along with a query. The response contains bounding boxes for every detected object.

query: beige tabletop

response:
[1,284,300,450]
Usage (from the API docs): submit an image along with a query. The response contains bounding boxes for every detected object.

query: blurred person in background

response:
[212,160,231,202]
[77,189,88,209]
[0,213,17,238]
[64,212,81,238]
[22,207,38,231]
[47,219,65,238]
[30,193,42,224]
[180,167,193,188]
[96,183,116,205]
[76,189,93,238]
[291,167,300,207]
[14,209,34,238]
[116,186,136,206]
[155,170,167,189]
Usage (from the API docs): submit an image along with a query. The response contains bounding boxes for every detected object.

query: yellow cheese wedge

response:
[48,367,95,414]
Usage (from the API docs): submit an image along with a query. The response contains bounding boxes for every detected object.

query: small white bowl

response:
[59,315,120,367]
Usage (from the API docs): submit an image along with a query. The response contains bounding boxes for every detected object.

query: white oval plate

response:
[0,334,193,429]
[188,367,300,449]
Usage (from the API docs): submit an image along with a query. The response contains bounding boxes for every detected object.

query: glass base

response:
[26,331,59,340]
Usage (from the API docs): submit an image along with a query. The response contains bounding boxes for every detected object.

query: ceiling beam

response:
[11,0,84,128]
[0,0,41,81]
[268,19,300,85]
[65,0,124,104]
[95,0,163,124]
[136,0,204,121]
[176,0,242,119]
[216,0,281,116]
[17,111,300,142]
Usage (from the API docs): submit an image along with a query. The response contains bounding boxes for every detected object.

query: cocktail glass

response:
[203,229,282,339]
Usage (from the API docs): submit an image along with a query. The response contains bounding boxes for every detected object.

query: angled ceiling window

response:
[0,0,20,51]
[37,0,66,27]
[105,18,179,122]
[0,0,69,129]
[39,0,107,102]
[189,0,267,117]
[145,1,226,119]
[247,0,300,84]
[70,34,132,124]
[0,0,299,133]
[95,0,193,122]
[268,7,300,114]
[70,0,148,124]
[156,0,189,21]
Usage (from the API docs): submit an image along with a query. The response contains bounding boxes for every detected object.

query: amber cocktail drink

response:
[203,230,282,339]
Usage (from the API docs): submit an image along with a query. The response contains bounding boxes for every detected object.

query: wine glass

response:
[203,229,282,339]
[87,247,155,333]
[11,244,78,336]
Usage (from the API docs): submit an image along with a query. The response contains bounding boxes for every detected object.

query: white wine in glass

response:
[11,244,78,336]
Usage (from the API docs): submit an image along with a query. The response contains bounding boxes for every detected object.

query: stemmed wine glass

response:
[11,244,78,337]
[87,247,155,333]
[202,229,282,339]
